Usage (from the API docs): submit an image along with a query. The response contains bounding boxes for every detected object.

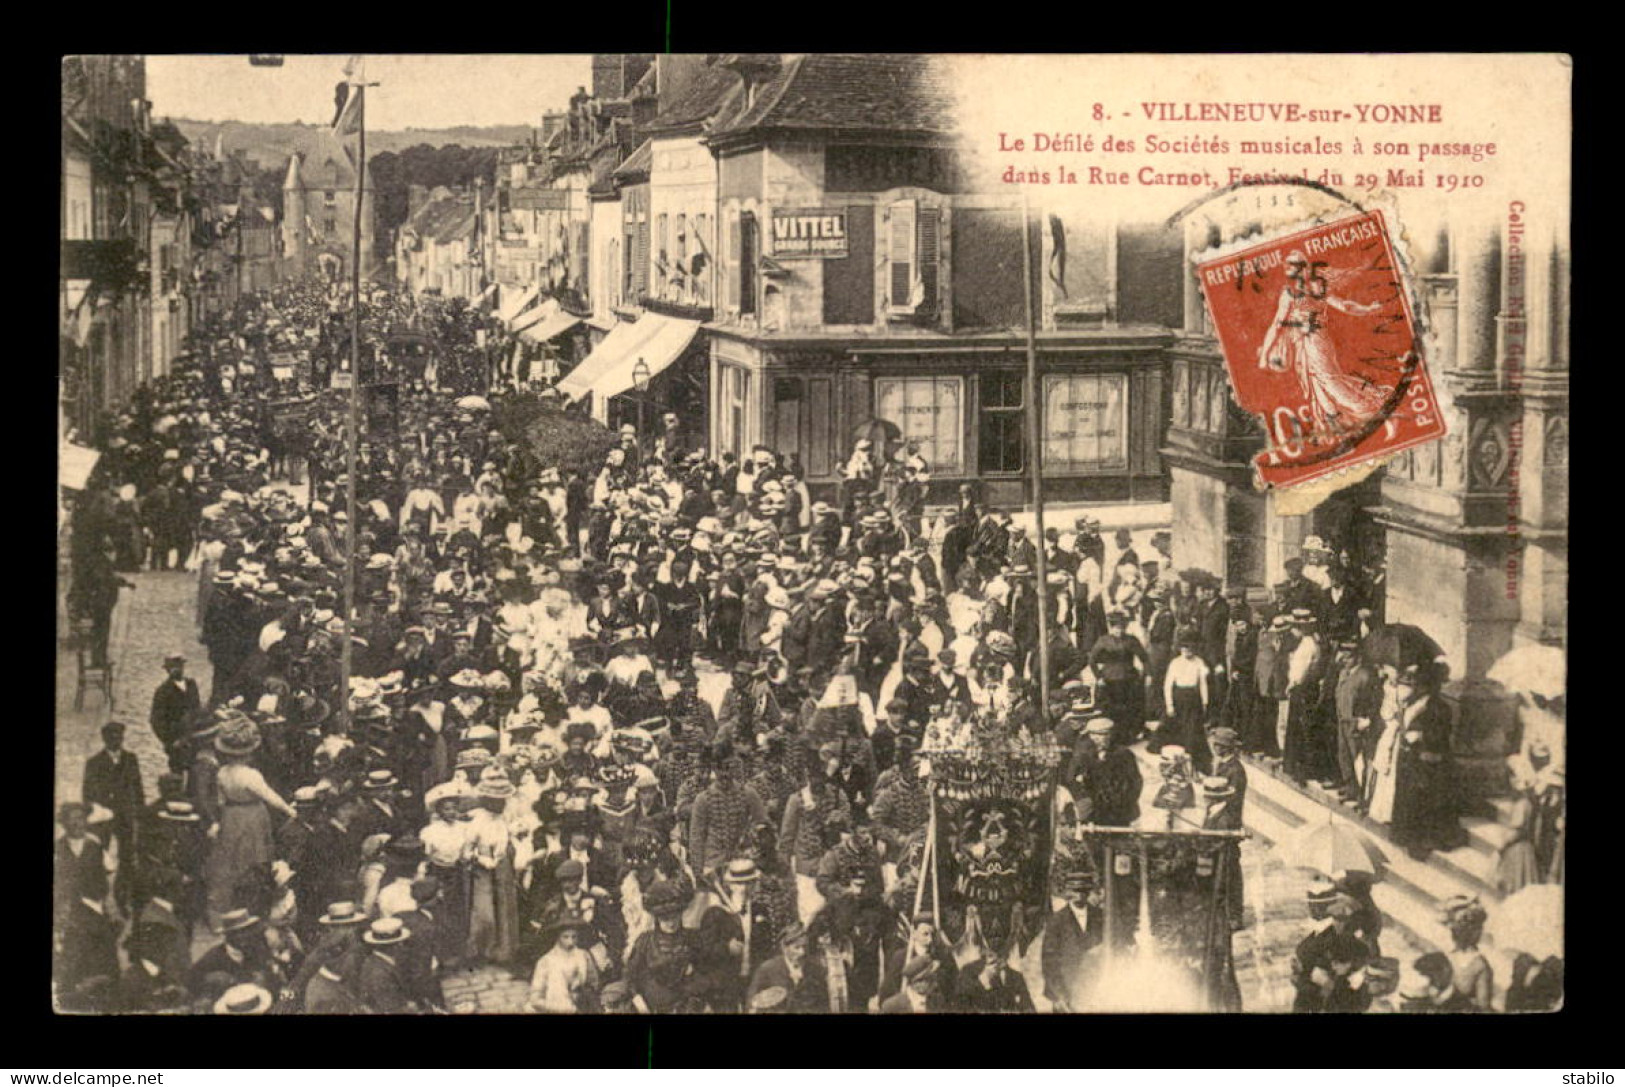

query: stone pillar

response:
[1515,215,1569,650]
[1376,216,1529,797]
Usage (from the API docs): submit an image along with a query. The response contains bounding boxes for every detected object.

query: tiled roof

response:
[644,63,740,134]
[708,53,957,141]
[612,138,652,181]
[405,190,476,245]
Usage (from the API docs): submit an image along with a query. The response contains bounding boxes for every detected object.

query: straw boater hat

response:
[363,917,411,946]
[721,858,762,885]
[213,983,274,1015]
[156,800,202,823]
[217,908,262,934]
[318,901,369,927]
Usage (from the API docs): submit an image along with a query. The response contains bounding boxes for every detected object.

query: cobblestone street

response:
[56,569,213,811]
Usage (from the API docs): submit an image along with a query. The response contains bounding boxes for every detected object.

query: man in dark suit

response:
[804,583,848,678]
[940,508,977,591]
[746,921,826,1012]
[187,909,281,993]
[1069,718,1142,827]
[1280,559,1328,619]
[850,598,898,704]
[149,654,201,773]
[880,954,942,1012]
[1192,580,1231,714]
[954,953,1037,1013]
[1041,868,1107,1012]
[82,721,145,909]
[307,793,367,913]
[354,918,419,1013]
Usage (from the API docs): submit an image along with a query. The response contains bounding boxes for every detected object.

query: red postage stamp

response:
[1196,209,1446,489]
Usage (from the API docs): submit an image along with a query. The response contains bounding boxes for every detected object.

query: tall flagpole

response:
[1020,188,1053,725]
[340,66,367,723]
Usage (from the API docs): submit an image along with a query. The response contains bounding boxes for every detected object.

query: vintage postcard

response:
[56,53,1568,1017]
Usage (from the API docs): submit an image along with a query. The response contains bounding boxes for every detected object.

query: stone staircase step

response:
[1462,815,1518,859]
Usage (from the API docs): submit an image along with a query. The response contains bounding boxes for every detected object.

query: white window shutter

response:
[889,199,917,310]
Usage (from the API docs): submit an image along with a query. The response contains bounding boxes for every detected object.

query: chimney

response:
[540,111,566,146]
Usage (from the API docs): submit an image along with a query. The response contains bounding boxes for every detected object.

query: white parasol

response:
[456,395,492,412]
[1485,883,1563,961]
[1272,813,1387,878]
[1487,644,1566,701]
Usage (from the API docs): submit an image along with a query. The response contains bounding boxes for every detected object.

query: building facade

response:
[61,55,158,443]
[396,186,480,300]
[282,148,375,283]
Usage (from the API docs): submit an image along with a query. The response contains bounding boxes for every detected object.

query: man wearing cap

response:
[82,721,146,910]
[149,655,202,774]
[746,919,825,1012]
[880,953,942,1013]
[1069,717,1142,828]
[1041,866,1108,1012]
[1290,890,1373,1012]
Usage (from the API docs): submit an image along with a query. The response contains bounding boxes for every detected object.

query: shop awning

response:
[518,302,583,344]
[554,313,701,408]
[498,285,540,325]
[592,315,702,402]
[512,298,558,334]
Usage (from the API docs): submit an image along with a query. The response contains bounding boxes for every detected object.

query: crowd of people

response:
[56,276,1559,1015]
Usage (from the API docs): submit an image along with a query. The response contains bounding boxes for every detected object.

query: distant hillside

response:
[170,118,532,169]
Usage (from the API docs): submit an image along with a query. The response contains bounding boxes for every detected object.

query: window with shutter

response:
[918,207,941,316]
[740,212,758,316]
[675,213,687,301]
[635,216,649,295]
[728,214,742,311]
[623,230,636,300]
[655,213,668,298]
[888,199,916,309]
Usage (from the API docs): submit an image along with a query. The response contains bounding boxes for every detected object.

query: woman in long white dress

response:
[1364,668,1405,824]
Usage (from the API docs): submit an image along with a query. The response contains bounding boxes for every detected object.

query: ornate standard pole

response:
[339,69,368,717]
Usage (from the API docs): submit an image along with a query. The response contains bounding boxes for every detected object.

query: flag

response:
[1049,214,1068,299]
[332,56,364,170]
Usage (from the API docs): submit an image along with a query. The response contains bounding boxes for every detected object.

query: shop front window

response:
[978,370,1024,474]
[876,375,963,473]
[1042,372,1129,472]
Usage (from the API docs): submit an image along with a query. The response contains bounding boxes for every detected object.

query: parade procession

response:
[56,54,1567,1017]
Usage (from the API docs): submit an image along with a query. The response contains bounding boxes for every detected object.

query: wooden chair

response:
[72,619,115,711]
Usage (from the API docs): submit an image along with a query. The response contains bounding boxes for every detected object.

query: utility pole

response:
[1020,188,1052,724]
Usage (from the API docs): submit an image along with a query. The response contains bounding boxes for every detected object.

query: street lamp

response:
[631,356,651,437]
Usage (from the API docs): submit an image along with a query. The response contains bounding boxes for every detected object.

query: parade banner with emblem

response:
[921,716,1060,952]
